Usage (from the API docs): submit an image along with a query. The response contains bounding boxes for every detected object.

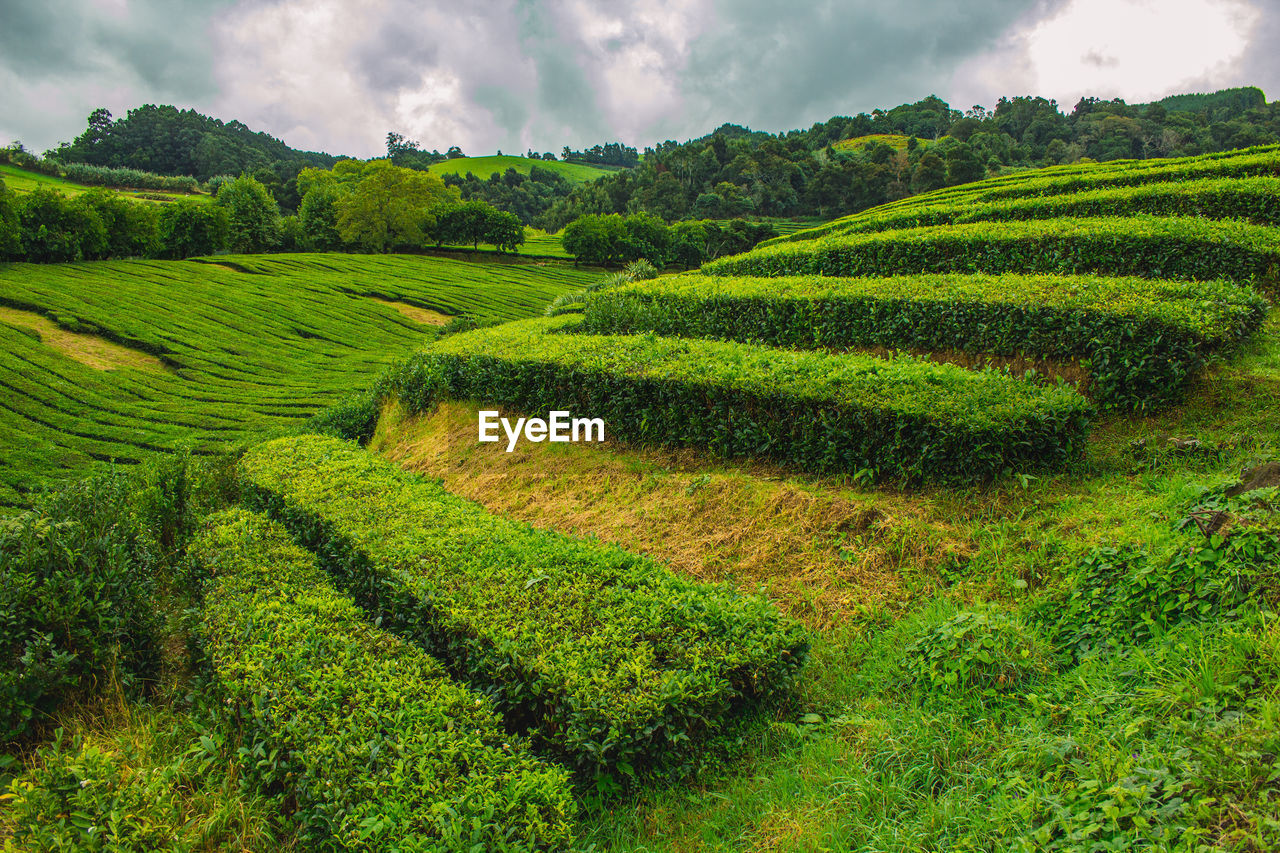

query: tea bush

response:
[239,436,810,787]
[410,315,1092,484]
[191,508,577,851]
[581,272,1269,410]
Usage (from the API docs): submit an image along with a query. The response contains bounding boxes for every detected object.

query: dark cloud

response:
[0,0,235,150]
[1,0,1273,159]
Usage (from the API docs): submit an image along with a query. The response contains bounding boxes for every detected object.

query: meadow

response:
[3,143,1279,852]
[0,162,208,204]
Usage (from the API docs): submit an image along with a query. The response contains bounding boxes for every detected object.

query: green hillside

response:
[0,253,593,506]
[428,154,614,184]
[0,163,207,204]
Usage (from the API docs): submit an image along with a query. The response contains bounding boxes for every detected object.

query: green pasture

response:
[0,163,208,204]
[428,154,614,184]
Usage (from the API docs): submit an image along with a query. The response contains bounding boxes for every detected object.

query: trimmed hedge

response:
[387,316,1092,483]
[767,176,1280,245]
[707,216,1280,286]
[238,436,810,785]
[192,508,576,851]
[579,273,1269,409]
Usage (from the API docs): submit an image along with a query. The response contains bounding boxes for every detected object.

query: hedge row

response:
[192,508,576,851]
[239,436,810,786]
[707,216,1280,286]
[387,316,1093,482]
[766,176,1280,245]
[579,273,1269,409]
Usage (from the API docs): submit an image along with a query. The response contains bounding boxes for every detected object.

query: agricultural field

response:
[428,153,615,184]
[4,143,1280,853]
[0,162,208,204]
[0,252,594,507]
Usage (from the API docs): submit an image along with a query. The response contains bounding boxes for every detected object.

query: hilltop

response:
[428,154,614,184]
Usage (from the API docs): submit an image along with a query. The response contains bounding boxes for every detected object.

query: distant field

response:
[0,253,595,506]
[833,133,939,153]
[427,154,614,184]
[0,163,208,203]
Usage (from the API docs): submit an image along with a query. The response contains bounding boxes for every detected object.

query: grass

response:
[0,253,595,506]
[428,154,615,184]
[831,134,938,153]
[0,163,209,204]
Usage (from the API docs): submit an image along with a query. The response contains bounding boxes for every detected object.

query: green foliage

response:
[157,199,229,259]
[59,162,199,194]
[0,178,18,258]
[305,390,381,443]
[215,174,281,253]
[411,315,1092,484]
[561,213,774,268]
[707,215,1280,286]
[581,272,1269,409]
[191,508,577,851]
[0,254,595,506]
[903,609,1051,698]
[15,187,108,262]
[239,436,809,786]
[0,451,226,742]
[327,159,457,252]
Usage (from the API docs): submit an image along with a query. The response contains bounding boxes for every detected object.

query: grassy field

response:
[428,154,616,184]
[832,133,938,153]
[0,162,209,203]
[0,253,594,507]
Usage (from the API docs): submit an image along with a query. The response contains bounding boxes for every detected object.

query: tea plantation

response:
[0,253,595,507]
[3,144,1279,851]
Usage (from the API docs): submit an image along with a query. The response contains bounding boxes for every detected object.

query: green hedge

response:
[239,436,809,786]
[707,216,1280,286]
[579,273,1269,409]
[386,316,1092,482]
[766,177,1280,245]
[192,508,576,851]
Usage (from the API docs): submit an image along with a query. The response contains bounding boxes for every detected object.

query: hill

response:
[0,253,593,507]
[0,162,209,204]
[428,154,614,184]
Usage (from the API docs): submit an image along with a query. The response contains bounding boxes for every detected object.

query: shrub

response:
[239,436,810,786]
[705,216,1280,286]
[158,200,229,259]
[580,272,1269,409]
[411,315,1093,484]
[305,390,380,443]
[903,609,1050,698]
[191,508,577,851]
[215,175,281,253]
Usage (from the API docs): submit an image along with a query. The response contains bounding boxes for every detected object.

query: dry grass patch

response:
[0,306,168,372]
[369,401,975,629]
[370,297,452,325]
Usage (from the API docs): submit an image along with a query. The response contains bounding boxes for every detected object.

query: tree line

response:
[0,162,525,264]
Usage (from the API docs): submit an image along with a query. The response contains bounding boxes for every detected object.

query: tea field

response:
[0,252,595,507]
[3,144,1280,853]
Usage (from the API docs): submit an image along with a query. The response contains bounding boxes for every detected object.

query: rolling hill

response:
[428,154,616,184]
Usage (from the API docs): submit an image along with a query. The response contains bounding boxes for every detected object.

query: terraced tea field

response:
[0,252,594,506]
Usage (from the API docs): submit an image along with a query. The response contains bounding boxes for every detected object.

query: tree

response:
[299,185,342,250]
[910,152,947,194]
[17,189,107,262]
[334,160,456,252]
[944,144,984,186]
[216,174,281,253]
[0,180,19,259]
[482,208,524,253]
[159,200,229,259]
[445,146,465,160]
[78,189,160,258]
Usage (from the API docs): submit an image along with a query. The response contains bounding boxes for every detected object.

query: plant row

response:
[239,435,810,785]
[389,316,1093,483]
[707,216,1280,287]
[579,273,1269,409]
[765,176,1280,245]
[192,508,576,851]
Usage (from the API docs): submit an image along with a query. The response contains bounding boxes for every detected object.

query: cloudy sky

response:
[0,0,1274,158]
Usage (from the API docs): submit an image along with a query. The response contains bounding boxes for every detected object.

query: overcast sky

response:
[0,0,1274,159]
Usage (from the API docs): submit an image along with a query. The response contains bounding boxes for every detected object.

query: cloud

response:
[952,0,1271,111]
[1,0,1274,159]
[0,0,235,151]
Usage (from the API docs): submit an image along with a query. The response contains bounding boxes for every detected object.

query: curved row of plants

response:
[240,435,809,787]
[579,272,1269,409]
[387,315,1093,484]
